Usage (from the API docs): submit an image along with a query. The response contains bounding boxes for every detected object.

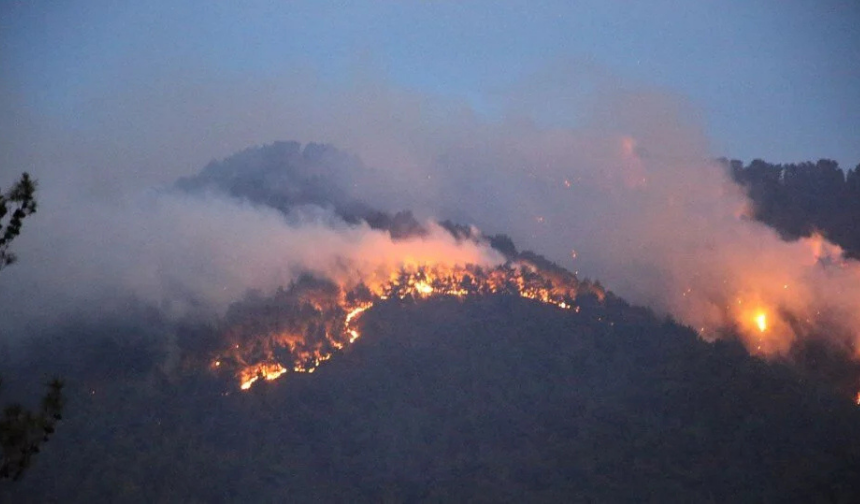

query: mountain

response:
[3,143,860,502]
[175,141,428,238]
[176,141,361,216]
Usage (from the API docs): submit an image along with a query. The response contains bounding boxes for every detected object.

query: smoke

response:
[311,84,860,356]
[364,88,860,356]
[0,180,501,338]
[1,60,858,359]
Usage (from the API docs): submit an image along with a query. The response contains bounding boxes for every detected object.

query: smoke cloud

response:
[1,64,857,358]
[0,182,501,338]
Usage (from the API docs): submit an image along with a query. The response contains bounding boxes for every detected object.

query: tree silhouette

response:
[0,172,64,481]
[0,378,64,480]
[0,172,38,272]
[728,158,860,258]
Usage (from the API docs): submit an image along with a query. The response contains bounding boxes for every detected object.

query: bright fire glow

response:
[214,260,604,390]
[239,362,287,390]
[217,245,857,395]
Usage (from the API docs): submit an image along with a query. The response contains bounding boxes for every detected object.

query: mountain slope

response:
[4,294,859,502]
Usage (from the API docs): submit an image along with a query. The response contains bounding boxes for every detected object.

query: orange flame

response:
[213,261,603,390]
[239,362,287,390]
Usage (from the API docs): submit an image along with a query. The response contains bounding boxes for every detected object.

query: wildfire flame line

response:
[214,261,602,390]
[213,261,860,407]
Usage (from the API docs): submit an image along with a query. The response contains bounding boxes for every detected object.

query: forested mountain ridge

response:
[3,146,860,502]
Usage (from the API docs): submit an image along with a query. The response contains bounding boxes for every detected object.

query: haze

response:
[1,1,859,352]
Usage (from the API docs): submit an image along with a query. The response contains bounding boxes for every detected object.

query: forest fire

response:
[213,260,604,390]
[239,363,287,390]
[202,199,860,397]
[214,250,856,393]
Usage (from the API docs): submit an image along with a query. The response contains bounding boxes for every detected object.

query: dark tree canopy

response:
[727,158,860,258]
[0,172,38,272]
[0,378,64,481]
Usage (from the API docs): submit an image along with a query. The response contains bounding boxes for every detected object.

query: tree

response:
[0,378,64,480]
[729,158,860,258]
[0,172,63,481]
[0,172,38,272]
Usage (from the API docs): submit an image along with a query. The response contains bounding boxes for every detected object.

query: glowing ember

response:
[855,391,860,406]
[239,362,287,390]
[755,312,767,333]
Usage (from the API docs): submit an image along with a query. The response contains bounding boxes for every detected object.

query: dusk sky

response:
[2,0,859,174]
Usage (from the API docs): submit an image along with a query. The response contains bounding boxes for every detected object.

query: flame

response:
[856,391,860,406]
[413,281,434,295]
[213,261,604,390]
[212,241,857,390]
[212,248,858,393]
[239,362,287,390]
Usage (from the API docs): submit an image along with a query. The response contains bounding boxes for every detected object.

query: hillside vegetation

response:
[3,294,859,502]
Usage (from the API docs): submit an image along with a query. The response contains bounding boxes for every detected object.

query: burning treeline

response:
[207,224,860,398]
[212,259,605,390]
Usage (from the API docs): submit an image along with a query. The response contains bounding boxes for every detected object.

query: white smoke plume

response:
[1,66,857,357]
[0,181,502,338]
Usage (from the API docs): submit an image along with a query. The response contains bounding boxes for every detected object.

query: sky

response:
[1,0,859,176]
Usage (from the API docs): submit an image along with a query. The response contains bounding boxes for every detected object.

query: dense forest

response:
[728,158,860,258]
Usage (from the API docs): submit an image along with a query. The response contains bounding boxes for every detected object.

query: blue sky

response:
[2,0,859,168]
